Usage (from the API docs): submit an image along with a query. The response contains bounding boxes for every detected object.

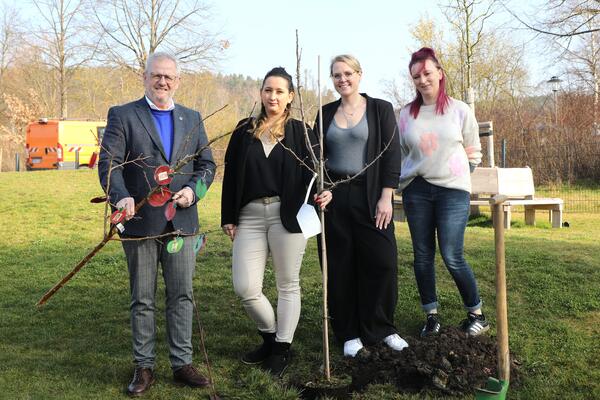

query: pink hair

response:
[407,47,449,119]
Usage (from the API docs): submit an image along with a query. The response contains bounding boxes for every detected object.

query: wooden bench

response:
[393,167,564,229]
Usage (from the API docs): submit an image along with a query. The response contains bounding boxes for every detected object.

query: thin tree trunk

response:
[317,56,331,381]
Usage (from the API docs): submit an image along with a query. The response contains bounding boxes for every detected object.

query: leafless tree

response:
[0,4,21,88]
[381,79,403,109]
[92,0,228,74]
[30,0,98,119]
[511,1,600,132]
[443,0,498,109]
[506,0,600,37]
[554,29,600,132]
[387,13,527,113]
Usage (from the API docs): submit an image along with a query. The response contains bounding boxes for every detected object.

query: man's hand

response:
[116,197,135,220]
[172,187,195,208]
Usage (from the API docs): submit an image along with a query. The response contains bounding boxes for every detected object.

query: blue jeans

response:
[402,177,482,313]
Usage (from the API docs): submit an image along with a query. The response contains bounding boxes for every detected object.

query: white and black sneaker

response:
[421,313,441,337]
[460,312,490,337]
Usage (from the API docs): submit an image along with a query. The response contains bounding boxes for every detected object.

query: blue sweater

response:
[150,109,174,162]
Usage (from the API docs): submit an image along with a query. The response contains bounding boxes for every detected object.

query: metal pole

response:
[488,135,495,168]
[75,150,80,169]
[553,90,558,125]
[501,139,507,168]
[478,121,494,167]
[15,153,20,172]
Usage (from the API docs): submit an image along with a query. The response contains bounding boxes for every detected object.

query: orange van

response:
[25,119,106,170]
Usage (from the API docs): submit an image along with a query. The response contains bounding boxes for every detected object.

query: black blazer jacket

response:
[314,93,401,218]
[221,118,317,233]
[98,97,216,236]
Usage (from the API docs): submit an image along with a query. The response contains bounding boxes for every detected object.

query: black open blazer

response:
[221,118,317,233]
[314,93,401,218]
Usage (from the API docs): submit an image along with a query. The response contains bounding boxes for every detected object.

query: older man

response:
[98,52,216,396]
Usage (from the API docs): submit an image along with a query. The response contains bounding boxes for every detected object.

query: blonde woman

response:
[221,67,331,377]
[314,55,407,357]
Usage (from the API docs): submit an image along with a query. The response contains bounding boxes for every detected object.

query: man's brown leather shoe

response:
[173,364,210,388]
[127,367,155,397]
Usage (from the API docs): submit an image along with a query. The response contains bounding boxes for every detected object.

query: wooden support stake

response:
[490,194,510,382]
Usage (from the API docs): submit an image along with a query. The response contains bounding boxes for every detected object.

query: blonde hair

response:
[252,113,290,141]
[251,67,294,141]
[329,54,362,76]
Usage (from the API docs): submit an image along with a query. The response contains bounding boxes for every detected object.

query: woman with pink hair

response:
[398,47,488,338]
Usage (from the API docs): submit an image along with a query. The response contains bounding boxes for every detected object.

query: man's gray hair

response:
[145,52,181,76]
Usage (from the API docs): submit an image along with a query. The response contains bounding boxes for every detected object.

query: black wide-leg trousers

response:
[322,178,398,345]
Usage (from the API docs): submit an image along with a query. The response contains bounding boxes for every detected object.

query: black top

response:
[314,93,401,219]
[241,140,284,206]
[221,118,318,233]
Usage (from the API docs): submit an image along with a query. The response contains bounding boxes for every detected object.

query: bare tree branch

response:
[0,4,22,87]
[93,0,226,74]
[504,0,600,37]
[30,0,100,118]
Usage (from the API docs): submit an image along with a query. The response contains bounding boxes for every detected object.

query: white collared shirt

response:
[145,95,175,111]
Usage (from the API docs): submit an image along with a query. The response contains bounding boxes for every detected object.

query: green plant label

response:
[194,234,207,254]
[166,237,184,253]
[195,180,208,200]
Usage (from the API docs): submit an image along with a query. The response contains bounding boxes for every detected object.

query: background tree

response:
[382,16,459,107]
[385,13,528,112]
[443,0,498,109]
[553,28,600,133]
[30,0,97,119]
[93,0,228,74]
[515,1,600,134]
[0,4,21,89]
[509,0,600,37]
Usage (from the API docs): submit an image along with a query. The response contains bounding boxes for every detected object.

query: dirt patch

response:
[341,327,520,397]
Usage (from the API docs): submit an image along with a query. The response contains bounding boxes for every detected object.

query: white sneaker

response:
[383,333,409,351]
[343,338,364,357]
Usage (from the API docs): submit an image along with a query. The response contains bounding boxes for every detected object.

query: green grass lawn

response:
[1,170,599,399]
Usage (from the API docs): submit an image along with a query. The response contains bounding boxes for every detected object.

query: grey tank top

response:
[325,113,368,175]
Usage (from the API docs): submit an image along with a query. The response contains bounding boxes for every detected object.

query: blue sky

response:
[214,0,447,98]
[5,0,551,100]
[213,0,548,100]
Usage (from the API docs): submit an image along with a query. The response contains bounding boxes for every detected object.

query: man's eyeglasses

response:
[149,73,178,83]
[332,71,357,81]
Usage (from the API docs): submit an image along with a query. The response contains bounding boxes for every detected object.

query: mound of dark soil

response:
[342,327,519,397]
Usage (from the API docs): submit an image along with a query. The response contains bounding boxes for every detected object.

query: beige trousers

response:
[232,200,307,343]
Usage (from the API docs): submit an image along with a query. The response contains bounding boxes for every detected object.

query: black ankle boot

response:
[241,331,276,364]
[262,341,291,378]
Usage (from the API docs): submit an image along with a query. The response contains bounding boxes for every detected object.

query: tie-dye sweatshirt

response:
[397,97,482,193]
